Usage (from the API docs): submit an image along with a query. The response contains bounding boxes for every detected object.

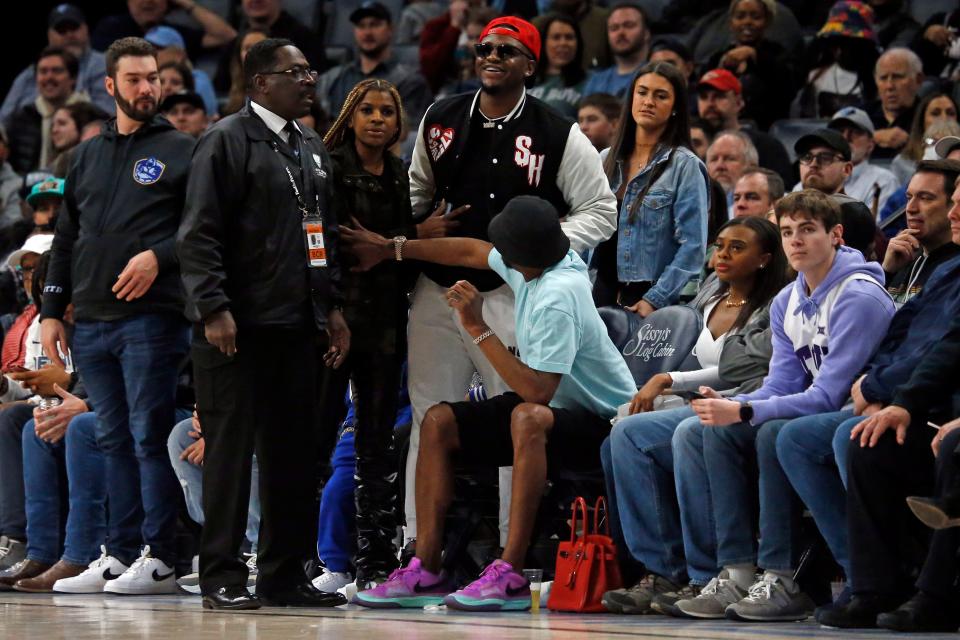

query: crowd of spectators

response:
[0,0,960,633]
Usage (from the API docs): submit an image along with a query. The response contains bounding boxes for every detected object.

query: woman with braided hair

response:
[315,79,452,593]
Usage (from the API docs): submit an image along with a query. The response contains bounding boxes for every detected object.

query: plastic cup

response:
[523,569,543,613]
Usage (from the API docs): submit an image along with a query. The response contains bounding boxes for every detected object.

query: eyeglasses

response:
[261,66,318,82]
[798,152,843,166]
[474,42,534,61]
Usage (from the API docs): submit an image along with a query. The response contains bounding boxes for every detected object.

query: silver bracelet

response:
[473,329,495,345]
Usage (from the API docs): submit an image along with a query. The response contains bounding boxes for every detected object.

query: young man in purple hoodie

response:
[666,190,895,621]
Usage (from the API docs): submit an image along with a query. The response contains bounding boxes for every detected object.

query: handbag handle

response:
[593,496,611,536]
[569,497,589,543]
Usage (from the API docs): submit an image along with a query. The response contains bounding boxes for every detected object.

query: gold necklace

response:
[724,294,746,308]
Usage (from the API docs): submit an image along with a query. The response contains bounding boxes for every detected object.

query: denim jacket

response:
[602,145,709,310]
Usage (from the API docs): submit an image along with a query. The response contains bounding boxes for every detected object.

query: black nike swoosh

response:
[102,568,123,580]
[152,569,175,581]
[506,583,530,597]
[413,581,444,593]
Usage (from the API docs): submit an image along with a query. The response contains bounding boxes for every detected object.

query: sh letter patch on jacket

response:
[514,136,544,187]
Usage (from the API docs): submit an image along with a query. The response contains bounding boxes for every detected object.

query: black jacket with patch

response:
[42,115,195,322]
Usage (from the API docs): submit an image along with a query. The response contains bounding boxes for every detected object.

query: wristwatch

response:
[739,402,754,424]
[393,235,407,261]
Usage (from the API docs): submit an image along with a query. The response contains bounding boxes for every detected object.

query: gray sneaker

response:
[651,583,703,617]
[726,572,815,622]
[675,570,749,619]
[602,574,681,614]
[0,537,26,571]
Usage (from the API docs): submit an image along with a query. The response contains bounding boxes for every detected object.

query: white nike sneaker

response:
[312,568,353,593]
[103,546,176,595]
[54,546,129,594]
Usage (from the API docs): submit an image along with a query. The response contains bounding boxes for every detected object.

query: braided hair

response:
[323,79,405,150]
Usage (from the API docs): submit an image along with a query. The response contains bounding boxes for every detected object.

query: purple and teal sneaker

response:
[444,560,531,612]
[352,558,452,608]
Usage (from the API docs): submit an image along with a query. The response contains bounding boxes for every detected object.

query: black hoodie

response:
[42,115,195,322]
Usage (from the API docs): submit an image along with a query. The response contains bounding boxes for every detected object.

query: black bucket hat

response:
[487,195,570,269]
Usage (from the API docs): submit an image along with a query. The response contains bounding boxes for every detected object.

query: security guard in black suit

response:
[178,38,350,610]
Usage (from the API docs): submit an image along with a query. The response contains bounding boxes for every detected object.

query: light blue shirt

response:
[488,248,635,418]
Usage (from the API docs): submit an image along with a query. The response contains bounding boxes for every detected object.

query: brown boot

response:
[0,559,53,590]
[13,560,86,593]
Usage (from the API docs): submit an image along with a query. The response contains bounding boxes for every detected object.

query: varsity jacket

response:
[408,89,616,289]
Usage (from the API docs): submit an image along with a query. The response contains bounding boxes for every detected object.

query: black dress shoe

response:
[816,594,904,629]
[259,582,347,607]
[202,586,262,610]
[877,591,960,632]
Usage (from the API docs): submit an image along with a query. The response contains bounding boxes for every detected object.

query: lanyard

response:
[284,164,319,218]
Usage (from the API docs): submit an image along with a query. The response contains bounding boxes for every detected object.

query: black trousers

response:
[846,422,936,596]
[318,350,402,582]
[194,326,318,594]
[917,427,960,600]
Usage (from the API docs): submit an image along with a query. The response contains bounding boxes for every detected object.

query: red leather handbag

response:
[547,496,623,612]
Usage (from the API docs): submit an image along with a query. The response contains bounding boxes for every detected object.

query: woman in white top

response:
[601,216,790,611]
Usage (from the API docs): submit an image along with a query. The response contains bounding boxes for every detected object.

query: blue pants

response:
[167,417,261,552]
[71,313,190,565]
[776,410,854,581]
[23,412,105,566]
[602,406,717,585]
[0,403,36,540]
[676,417,801,570]
[316,429,356,573]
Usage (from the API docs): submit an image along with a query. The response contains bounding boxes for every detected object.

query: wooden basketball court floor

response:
[2,593,958,639]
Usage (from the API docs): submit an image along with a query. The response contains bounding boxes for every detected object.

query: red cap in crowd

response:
[698,69,742,95]
[479,17,542,62]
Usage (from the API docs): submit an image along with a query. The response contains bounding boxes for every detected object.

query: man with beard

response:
[316,2,431,132]
[696,68,793,184]
[795,129,853,198]
[0,4,113,123]
[39,37,195,596]
[178,38,349,610]
[582,3,651,98]
[399,15,617,570]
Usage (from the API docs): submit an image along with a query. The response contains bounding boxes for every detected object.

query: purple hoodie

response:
[734,246,895,424]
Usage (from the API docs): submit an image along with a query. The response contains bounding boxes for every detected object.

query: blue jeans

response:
[316,428,356,573]
[832,415,865,488]
[0,403,35,540]
[167,417,260,553]
[776,410,854,581]
[677,417,795,569]
[23,412,106,566]
[603,406,717,585]
[71,313,189,565]
[671,416,722,579]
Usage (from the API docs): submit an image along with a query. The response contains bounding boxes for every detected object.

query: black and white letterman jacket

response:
[408,89,617,288]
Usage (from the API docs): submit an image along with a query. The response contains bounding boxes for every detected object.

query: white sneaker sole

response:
[53,580,109,594]
[104,579,176,595]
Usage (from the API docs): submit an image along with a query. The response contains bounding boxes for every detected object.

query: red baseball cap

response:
[479,16,541,62]
[698,68,742,95]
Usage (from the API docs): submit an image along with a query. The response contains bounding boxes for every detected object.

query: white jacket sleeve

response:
[408,113,436,219]
[557,123,618,253]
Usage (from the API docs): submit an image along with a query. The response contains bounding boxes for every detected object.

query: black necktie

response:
[283,121,301,157]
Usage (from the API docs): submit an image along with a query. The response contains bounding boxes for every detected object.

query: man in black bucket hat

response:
[341,194,635,611]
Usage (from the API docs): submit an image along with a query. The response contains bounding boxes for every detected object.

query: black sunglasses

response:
[474,42,534,61]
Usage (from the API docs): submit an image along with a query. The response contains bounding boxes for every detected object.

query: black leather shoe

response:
[816,594,904,628]
[877,591,960,632]
[202,586,262,610]
[259,582,347,607]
